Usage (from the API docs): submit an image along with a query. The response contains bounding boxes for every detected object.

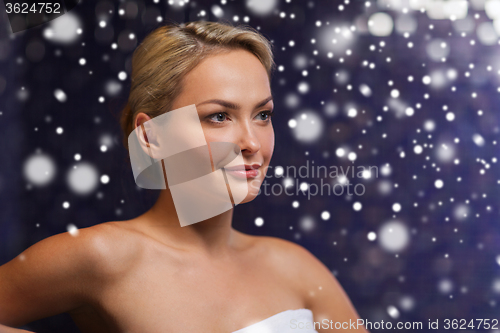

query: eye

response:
[207,112,229,123]
[256,110,274,121]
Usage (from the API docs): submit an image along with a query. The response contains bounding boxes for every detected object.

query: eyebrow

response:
[197,96,273,110]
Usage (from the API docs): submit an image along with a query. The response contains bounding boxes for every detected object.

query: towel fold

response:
[231,308,319,333]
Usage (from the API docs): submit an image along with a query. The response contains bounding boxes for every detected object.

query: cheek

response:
[262,126,275,160]
[201,122,246,141]
[201,126,221,144]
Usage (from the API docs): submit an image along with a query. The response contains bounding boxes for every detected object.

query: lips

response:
[224,164,261,179]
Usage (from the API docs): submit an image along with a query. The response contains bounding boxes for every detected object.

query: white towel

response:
[231,308,319,333]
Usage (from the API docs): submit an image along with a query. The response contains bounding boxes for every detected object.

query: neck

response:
[139,188,237,257]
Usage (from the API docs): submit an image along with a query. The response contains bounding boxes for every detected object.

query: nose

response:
[236,121,261,155]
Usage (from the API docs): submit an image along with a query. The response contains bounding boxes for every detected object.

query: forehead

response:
[172,49,271,109]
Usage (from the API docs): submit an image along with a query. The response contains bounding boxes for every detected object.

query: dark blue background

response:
[1,0,499,332]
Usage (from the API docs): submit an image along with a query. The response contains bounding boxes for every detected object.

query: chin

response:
[236,180,263,204]
[238,192,258,204]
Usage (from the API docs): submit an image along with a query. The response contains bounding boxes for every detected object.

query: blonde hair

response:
[120,20,276,152]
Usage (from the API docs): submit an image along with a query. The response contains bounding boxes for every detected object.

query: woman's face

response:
[170,49,275,203]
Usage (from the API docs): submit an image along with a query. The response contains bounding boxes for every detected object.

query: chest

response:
[83,253,305,333]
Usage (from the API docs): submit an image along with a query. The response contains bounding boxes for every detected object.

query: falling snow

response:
[1,0,499,329]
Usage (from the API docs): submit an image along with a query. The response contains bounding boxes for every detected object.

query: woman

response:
[0,21,368,332]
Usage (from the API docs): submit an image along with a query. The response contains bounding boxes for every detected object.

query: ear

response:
[135,113,150,144]
[128,114,167,189]
[133,112,160,158]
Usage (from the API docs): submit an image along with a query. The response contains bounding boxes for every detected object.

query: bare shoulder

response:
[73,220,145,277]
[250,235,360,317]
[7,221,142,280]
[261,236,337,292]
[239,234,327,285]
[0,220,143,326]
[251,235,322,269]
